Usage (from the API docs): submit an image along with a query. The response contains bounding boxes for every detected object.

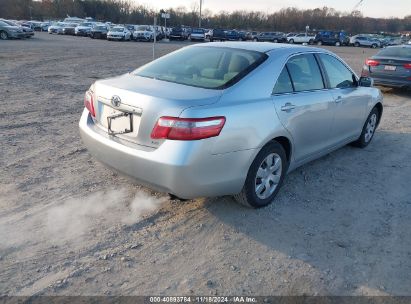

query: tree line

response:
[1,0,410,34]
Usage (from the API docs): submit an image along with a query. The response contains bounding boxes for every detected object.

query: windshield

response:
[134,46,267,89]
[137,26,150,31]
[0,21,9,26]
[377,47,411,58]
[112,27,124,32]
[80,22,93,27]
[2,20,16,26]
[95,26,106,30]
[192,28,204,34]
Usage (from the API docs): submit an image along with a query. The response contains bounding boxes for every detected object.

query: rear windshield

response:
[134,46,267,89]
[192,28,204,33]
[377,47,411,59]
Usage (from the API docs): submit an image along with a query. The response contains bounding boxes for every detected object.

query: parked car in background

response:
[75,22,94,36]
[287,33,315,44]
[27,21,43,31]
[48,22,64,35]
[204,29,212,39]
[210,29,227,42]
[0,20,25,39]
[1,19,34,38]
[362,45,411,89]
[62,23,78,35]
[255,32,286,43]
[382,37,404,46]
[169,26,190,40]
[190,28,206,41]
[41,21,51,32]
[350,35,381,48]
[238,31,247,41]
[107,26,131,41]
[134,25,155,42]
[226,30,241,41]
[90,24,110,39]
[248,31,259,41]
[314,31,349,46]
[125,24,137,39]
[80,42,383,208]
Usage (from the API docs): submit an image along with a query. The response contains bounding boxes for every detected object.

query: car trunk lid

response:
[93,73,223,148]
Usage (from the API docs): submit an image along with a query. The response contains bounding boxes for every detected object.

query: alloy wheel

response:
[0,31,8,40]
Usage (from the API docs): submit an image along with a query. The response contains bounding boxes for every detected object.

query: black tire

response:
[352,107,380,148]
[335,41,341,47]
[273,39,278,43]
[0,31,8,40]
[234,141,288,208]
[317,40,322,46]
[354,42,360,47]
[289,39,294,44]
[371,43,377,48]
[253,38,258,42]
[308,39,314,45]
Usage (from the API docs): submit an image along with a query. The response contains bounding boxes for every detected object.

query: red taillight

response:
[151,116,226,140]
[404,63,411,69]
[365,59,380,67]
[84,90,95,117]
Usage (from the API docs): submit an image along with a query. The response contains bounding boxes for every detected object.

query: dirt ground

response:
[1,33,411,296]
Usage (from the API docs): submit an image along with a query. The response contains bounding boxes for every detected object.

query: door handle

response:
[281,103,296,112]
[335,96,343,103]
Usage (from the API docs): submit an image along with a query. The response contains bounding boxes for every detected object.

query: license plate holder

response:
[107,112,133,135]
[384,65,396,71]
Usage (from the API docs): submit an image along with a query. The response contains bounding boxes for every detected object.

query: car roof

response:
[192,42,326,54]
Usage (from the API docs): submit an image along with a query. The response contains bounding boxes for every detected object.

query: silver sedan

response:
[79,42,383,208]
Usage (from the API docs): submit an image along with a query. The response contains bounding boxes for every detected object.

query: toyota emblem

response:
[111,95,121,107]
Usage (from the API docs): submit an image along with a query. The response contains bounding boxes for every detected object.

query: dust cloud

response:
[45,188,168,243]
[0,188,168,249]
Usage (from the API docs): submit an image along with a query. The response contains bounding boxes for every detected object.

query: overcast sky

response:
[137,0,409,18]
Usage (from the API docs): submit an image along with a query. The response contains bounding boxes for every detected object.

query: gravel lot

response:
[1,32,411,296]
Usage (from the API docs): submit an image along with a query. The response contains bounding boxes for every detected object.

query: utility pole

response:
[199,0,202,28]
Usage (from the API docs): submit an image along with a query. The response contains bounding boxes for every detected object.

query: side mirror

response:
[359,76,374,87]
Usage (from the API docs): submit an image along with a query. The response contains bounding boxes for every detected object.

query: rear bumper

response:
[134,36,151,41]
[107,36,124,40]
[79,109,253,199]
[373,77,411,88]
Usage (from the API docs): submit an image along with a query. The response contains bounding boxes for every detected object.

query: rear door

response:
[272,54,336,163]
[317,53,368,144]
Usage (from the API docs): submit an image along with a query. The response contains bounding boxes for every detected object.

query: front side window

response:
[286,54,324,91]
[134,46,267,89]
[319,54,355,89]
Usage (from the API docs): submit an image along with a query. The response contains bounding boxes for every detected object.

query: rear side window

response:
[319,54,355,89]
[273,67,293,94]
[286,54,324,91]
